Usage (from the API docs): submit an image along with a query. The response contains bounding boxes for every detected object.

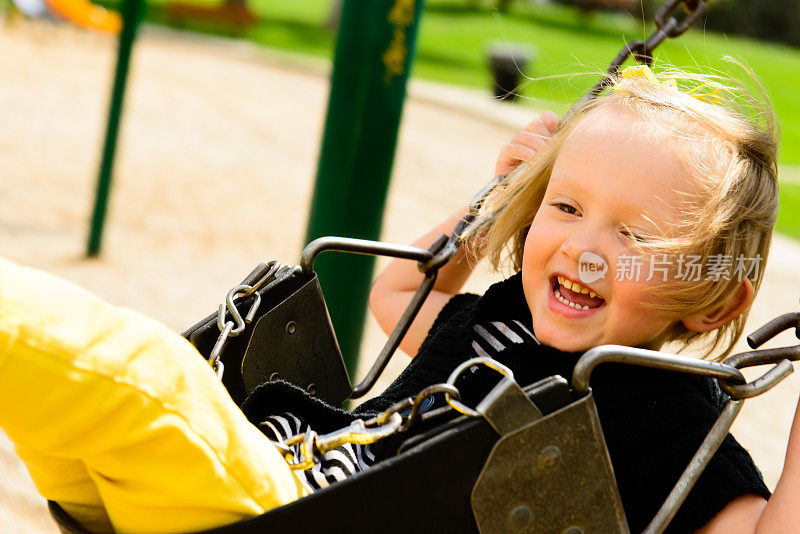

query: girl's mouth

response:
[551,275,606,311]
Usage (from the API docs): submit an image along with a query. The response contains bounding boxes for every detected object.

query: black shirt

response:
[355,273,771,533]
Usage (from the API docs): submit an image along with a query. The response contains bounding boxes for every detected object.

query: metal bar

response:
[299,235,438,399]
[300,236,433,277]
[720,359,794,400]
[87,0,144,256]
[746,311,800,348]
[643,399,744,534]
[572,345,745,394]
[349,271,437,399]
[304,0,425,377]
[724,345,800,369]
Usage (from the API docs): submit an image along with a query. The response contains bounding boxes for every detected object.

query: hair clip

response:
[614,64,723,105]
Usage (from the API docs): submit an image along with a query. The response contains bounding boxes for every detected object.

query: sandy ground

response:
[1,19,800,533]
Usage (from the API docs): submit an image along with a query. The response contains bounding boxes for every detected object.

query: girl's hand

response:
[494,110,559,177]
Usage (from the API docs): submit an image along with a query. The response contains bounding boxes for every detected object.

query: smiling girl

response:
[366,66,796,532]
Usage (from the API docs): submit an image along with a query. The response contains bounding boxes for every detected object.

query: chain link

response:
[575,0,706,107]
[417,176,503,274]
[206,261,281,379]
[276,383,461,469]
[400,383,460,431]
[655,0,705,38]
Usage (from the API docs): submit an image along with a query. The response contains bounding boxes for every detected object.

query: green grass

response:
[132,0,800,166]
[778,170,800,240]
[413,2,800,166]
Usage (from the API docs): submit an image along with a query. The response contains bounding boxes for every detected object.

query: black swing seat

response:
[49,372,629,534]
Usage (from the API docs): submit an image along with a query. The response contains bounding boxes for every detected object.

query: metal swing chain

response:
[207,260,282,379]
[276,383,461,471]
[575,0,706,109]
[644,344,799,534]
[275,359,513,471]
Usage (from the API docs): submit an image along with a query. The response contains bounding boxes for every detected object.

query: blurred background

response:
[2,0,800,531]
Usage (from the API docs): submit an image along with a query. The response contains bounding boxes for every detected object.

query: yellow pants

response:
[0,258,305,533]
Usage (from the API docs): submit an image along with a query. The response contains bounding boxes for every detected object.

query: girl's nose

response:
[559,225,602,263]
[560,232,610,284]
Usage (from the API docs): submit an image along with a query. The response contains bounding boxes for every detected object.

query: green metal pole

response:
[305,0,424,377]
[87,0,144,257]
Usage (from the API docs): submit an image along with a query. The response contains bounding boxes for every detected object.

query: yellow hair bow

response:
[613,64,723,105]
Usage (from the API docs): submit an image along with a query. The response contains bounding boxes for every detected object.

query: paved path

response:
[0,20,798,532]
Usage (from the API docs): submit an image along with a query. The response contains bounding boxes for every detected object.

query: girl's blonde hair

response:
[476,65,780,360]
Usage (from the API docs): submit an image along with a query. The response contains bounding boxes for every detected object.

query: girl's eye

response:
[621,230,647,243]
[554,203,579,215]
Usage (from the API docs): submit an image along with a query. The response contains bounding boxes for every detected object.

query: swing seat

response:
[49,373,629,534]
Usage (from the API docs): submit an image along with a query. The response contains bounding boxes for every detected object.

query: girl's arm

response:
[697,393,800,533]
[369,111,559,357]
[369,207,477,357]
[755,394,800,531]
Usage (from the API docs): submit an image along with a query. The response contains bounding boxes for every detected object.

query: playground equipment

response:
[48,0,800,532]
[9,0,121,32]
[45,0,121,32]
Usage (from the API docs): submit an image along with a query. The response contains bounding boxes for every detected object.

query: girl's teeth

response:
[557,276,597,298]
[554,288,590,310]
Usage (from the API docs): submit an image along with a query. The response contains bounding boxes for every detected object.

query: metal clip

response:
[719,345,799,399]
[281,413,403,471]
[284,430,319,471]
[317,413,403,454]
[444,357,515,417]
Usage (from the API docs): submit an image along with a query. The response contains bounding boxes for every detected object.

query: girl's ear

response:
[682,278,755,333]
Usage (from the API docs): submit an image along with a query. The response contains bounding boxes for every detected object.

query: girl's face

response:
[521,107,694,353]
